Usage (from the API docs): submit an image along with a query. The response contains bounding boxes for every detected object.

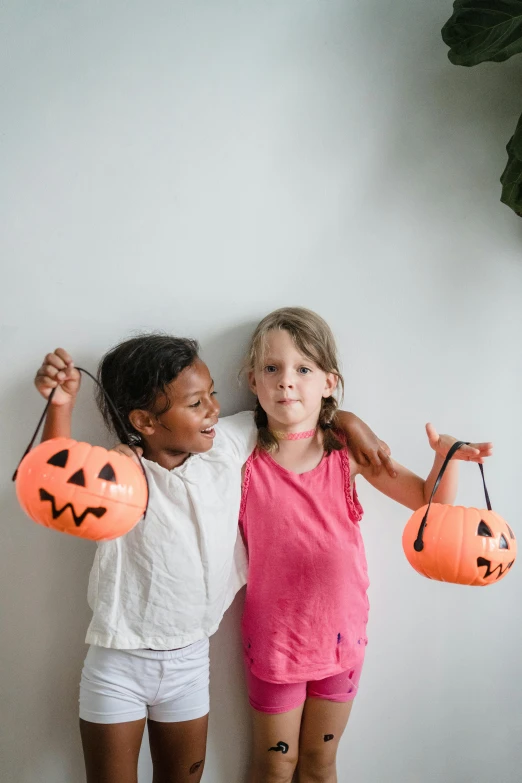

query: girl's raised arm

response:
[357,423,493,511]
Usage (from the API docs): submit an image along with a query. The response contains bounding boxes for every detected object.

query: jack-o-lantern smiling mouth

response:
[39,488,107,527]
[476,556,515,580]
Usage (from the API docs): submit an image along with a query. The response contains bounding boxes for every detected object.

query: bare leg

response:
[249,704,304,783]
[79,717,146,783]
[148,714,209,783]
[295,698,353,783]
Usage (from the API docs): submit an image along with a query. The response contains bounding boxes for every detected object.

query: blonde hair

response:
[243,307,345,454]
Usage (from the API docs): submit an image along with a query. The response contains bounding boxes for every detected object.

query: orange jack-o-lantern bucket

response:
[402,441,515,586]
[13,367,148,541]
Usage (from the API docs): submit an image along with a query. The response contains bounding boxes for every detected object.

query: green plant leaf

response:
[442,0,522,66]
[500,111,522,215]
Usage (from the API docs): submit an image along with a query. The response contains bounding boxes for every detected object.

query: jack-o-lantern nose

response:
[67,469,86,487]
[499,534,509,549]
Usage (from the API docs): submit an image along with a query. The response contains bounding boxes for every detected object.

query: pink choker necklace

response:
[271,428,317,441]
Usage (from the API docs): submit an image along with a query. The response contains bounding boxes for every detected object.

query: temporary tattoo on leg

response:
[268,741,289,754]
[324,734,334,742]
[189,760,204,774]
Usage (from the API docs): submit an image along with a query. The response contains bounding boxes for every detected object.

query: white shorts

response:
[79,638,210,724]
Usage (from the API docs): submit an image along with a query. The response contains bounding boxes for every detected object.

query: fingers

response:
[35,364,61,383]
[425,422,439,448]
[53,347,74,366]
[378,449,397,478]
[35,349,78,385]
[34,363,61,395]
[470,441,493,455]
[361,447,397,478]
[455,441,493,463]
[433,433,493,464]
[375,440,396,476]
[39,350,71,374]
[378,440,391,458]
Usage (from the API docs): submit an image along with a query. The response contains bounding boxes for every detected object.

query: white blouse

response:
[85,412,257,650]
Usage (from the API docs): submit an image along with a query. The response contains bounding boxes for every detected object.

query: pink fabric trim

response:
[340,446,364,523]
[239,451,254,523]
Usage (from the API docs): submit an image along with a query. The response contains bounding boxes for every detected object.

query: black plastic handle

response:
[413,440,491,553]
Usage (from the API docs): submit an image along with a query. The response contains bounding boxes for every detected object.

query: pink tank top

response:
[239,443,370,684]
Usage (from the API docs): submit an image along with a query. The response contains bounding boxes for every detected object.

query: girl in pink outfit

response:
[239,307,492,783]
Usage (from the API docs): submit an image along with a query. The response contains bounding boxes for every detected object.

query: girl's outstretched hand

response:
[425,423,493,464]
[34,348,81,406]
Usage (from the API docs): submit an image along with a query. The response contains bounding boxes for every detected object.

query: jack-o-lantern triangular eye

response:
[477,520,493,537]
[47,449,69,468]
[507,524,515,540]
[68,469,86,487]
[98,463,116,482]
[499,534,509,550]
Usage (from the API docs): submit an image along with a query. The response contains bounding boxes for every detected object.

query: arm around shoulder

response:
[334,409,396,478]
[215,410,257,463]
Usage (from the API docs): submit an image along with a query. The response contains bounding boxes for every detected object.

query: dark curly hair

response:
[96,333,200,444]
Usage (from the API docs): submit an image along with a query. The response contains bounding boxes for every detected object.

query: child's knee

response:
[297,747,337,782]
[253,747,298,783]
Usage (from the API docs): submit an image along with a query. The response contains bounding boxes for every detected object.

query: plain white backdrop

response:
[2,1,522,781]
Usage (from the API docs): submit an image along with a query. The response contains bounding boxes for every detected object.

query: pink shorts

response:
[245,663,363,715]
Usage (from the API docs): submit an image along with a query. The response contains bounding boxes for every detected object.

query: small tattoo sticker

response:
[324,734,334,742]
[269,741,289,754]
[189,760,204,774]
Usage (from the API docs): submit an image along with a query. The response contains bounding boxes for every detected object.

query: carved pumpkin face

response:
[16,437,147,541]
[402,504,516,586]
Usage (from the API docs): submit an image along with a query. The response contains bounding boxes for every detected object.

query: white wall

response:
[2,1,522,781]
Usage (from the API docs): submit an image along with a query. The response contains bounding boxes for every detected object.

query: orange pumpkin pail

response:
[13,367,148,542]
[402,441,515,586]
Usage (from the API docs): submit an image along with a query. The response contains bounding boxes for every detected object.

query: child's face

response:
[248,329,337,432]
[132,359,220,456]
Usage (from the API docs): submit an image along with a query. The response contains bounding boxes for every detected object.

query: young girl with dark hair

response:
[34,334,390,783]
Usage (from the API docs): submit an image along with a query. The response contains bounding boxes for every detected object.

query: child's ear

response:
[322,373,338,398]
[248,370,257,395]
[129,409,156,437]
